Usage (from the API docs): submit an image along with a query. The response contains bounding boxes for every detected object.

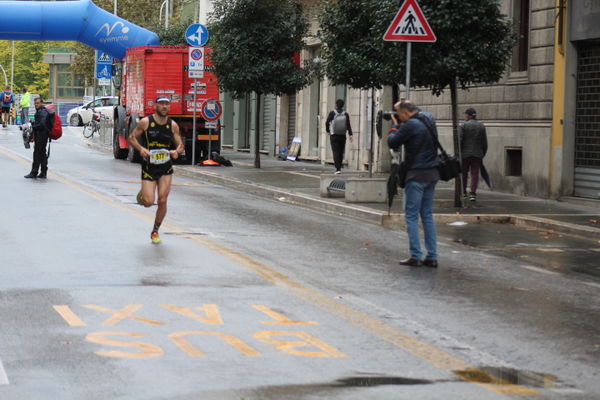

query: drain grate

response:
[328,178,346,193]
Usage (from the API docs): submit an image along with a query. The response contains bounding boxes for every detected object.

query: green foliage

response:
[208,0,315,97]
[0,41,63,98]
[153,19,194,46]
[318,0,405,90]
[318,0,517,94]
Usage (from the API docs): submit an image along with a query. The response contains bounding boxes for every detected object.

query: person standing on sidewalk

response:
[459,107,487,202]
[20,88,31,124]
[388,101,440,268]
[325,99,353,174]
[24,97,50,179]
[1,86,14,128]
[129,96,184,244]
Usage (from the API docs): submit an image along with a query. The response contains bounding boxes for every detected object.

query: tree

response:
[0,41,64,98]
[209,0,315,168]
[318,0,404,90]
[318,0,516,206]
[71,0,186,84]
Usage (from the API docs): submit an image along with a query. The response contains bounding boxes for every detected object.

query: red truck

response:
[112,45,221,163]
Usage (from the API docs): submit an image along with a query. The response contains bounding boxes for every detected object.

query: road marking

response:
[253,305,319,325]
[0,358,9,385]
[0,146,539,396]
[54,305,87,326]
[521,265,560,275]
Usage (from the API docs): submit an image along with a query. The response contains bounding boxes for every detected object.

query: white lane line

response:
[521,265,560,275]
[0,358,9,385]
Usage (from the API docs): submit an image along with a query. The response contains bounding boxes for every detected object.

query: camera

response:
[381,111,399,121]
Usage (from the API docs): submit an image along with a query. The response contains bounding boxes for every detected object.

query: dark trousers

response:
[330,134,347,171]
[461,156,482,194]
[32,135,48,174]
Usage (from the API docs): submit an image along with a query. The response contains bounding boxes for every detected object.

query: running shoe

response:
[151,230,161,244]
[136,190,144,205]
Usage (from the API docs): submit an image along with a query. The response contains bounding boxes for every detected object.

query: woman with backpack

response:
[325,99,353,174]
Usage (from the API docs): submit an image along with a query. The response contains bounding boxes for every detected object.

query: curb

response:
[175,165,600,240]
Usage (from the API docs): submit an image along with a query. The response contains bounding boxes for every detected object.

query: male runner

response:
[129,96,184,243]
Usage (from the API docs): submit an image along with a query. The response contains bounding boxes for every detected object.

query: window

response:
[53,64,85,99]
[512,0,530,72]
[506,147,523,176]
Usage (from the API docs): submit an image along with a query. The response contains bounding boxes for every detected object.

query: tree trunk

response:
[449,79,462,208]
[254,92,261,169]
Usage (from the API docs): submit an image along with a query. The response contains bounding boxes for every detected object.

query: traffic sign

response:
[185,24,209,47]
[95,50,114,79]
[188,47,205,78]
[383,0,436,42]
[201,99,222,121]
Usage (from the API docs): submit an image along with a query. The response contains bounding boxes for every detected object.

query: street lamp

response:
[0,64,7,87]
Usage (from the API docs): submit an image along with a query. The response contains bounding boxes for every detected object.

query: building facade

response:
[205,0,599,201]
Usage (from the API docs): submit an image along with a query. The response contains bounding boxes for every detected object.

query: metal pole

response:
[165,0,169,29]
[10,41,15,90]
[192,79,198,165]
[405,42,411,100]
[368,88,374,178]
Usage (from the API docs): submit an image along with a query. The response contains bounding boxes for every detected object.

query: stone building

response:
[200,0,600,201]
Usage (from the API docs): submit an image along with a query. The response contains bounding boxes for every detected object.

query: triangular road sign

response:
[383,0,437,42]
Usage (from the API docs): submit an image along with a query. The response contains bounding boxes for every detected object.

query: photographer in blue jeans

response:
[388,101,440,268]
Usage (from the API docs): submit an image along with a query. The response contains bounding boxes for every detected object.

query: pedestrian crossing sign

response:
[383,0,436,42]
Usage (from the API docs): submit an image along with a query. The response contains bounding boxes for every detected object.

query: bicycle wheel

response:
[82,121,96,138]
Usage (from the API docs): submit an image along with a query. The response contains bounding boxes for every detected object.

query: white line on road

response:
[0,358,9,385]
[521,265,560,275]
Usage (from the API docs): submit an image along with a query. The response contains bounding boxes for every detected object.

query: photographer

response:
[388,101,440,268]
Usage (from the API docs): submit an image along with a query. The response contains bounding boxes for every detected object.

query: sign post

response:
[186,24,209,166]
[200,99,222,160]
[383,0,436,99]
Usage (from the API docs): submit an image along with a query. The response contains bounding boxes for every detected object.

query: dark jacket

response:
[325,108,353,136]
[459,118,487,158]
[388,111,439,170]
[32,106,50,140]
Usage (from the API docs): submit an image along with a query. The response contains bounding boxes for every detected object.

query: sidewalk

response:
[176,149,600,239]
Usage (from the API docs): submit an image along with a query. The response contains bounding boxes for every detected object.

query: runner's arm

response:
[169,120,184,160]
[129,117,151,158]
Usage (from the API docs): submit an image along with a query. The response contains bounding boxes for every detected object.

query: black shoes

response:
[399,258,439,268]
[399,258,422,266]
[38,172,47,179]
[24,172,37,179]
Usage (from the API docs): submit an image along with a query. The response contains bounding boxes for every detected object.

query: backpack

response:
[47,110,63,140]
[2,92,11,104]
[331,110,348,135]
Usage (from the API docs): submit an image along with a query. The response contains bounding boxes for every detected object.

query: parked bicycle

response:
[82,109,109,138]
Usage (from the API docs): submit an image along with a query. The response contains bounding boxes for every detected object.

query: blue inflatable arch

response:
[0,0,159,60]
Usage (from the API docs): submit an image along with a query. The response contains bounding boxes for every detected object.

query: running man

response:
[129,96,184,243]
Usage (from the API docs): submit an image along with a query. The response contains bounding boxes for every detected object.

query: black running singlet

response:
[141,115,174,181]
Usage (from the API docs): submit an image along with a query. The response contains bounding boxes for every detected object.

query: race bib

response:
[149,149,171,165]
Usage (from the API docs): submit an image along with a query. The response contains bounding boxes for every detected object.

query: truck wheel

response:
[127,144,141,163]
[113,133,128,159]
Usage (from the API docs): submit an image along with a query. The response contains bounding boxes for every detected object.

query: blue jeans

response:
[404,180,437,260]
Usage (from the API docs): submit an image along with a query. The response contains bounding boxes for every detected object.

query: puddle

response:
[453,238,480,247]
[334,376,433,387]
[454,366,557,388]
